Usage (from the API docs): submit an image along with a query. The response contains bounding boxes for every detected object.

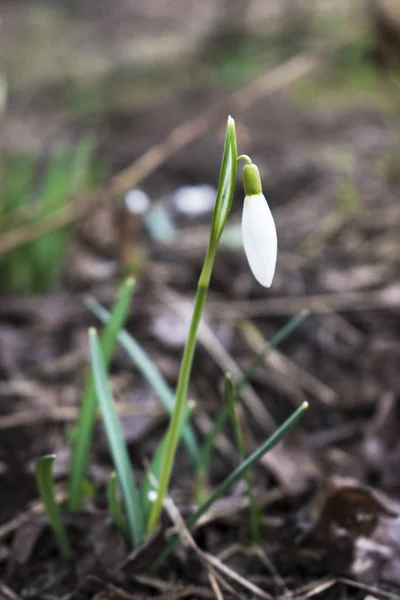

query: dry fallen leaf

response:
[296,476,399,579]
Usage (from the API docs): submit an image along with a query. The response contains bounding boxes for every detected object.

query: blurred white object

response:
[151,314,188,348]
[145,204,176,243]
[173,184,216,217]
[124,188,150,214]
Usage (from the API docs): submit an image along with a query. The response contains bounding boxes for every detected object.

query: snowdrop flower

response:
[242,163,277,287]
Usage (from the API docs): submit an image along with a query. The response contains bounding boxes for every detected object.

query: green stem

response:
[237,154,252,166]
[146,116,236,535]
[147,255,214,534]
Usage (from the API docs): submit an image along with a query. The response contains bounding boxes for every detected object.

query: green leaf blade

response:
[225,373,259,543]
[35,455,71,557]
[89,328,144,546]
[85,296,201,468]
[69,277,135,510]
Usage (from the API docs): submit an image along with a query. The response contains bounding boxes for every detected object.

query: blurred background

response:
[1,0,400,595]
[2,0,400,291]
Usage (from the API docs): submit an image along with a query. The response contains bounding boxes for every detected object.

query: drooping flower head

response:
[242,163,277,287]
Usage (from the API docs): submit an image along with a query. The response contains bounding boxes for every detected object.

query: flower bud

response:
[242,166,277,287]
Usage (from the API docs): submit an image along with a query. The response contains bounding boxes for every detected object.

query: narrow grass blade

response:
[197,406,229,474]
[197,311,309,478]
[237,309,309,396]
[150,401,309,572]
[89,327,144,546]
[225,373,259,543]
[85,297,200,468]
[225,374,246,462]
[107,472,130,544]
[35,455,71,557]
[69,277,135,510]
[192,401,308,527]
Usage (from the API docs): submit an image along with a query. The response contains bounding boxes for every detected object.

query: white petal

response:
[242,193,277,287]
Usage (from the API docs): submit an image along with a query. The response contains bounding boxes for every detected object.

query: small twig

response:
[0,582,21,600]
[217,544,288,597]
[208,571,224,600]
[313,302,365,347]
[0,190,100,259]
[202,550,273,600]
[163,494,271,600]
[336,577,400,600]
[238,320,337,406]
[163,496,239,599]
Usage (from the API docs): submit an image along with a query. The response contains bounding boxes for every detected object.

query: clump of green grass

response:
[0,140,103,293]
[35,117,309,566]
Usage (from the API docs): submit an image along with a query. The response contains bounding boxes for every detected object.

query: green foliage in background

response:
[0,140,104,293]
